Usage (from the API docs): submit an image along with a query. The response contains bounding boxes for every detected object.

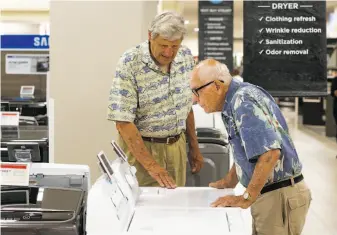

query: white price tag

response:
[0,162,30,186]
[0,112,20,126]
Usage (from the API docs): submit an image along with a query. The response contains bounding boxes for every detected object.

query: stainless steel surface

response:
[1,126,48,141]
[1,187,83,212]
[1,186,85,235]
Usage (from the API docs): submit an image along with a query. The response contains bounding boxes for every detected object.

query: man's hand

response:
[147,164,177,189]
[210,195,253,209]
[209,178,230,189]
[116,121,177,189]
[189,149,204,173]
[209,164,239,189]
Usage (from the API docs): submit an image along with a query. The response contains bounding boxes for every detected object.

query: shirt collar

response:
[222,78,241,115]
[140,40,184,72]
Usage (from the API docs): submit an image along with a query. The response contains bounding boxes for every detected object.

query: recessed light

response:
[194,28,199,32]
[184,20,190,24]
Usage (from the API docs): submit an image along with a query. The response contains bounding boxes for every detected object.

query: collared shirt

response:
[107,41,195,138]
[222,79,302,188]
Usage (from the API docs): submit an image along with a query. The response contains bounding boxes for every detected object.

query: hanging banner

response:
[198,0,234,72]
[1,35,49,50]
[243,1,327,96]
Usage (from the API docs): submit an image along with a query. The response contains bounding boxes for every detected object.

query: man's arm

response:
[116,121,176,188]
[210,149,280,208]
[209,163,239,188]
[210,95,282,208]
[108,57,176,189]
[186,109,199,150]
[185,109,204,173]
[226,164,239,188]
[246,149,280,199]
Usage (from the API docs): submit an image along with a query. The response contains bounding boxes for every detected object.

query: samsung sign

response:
[1,35,49,50]
[33,36,49,47]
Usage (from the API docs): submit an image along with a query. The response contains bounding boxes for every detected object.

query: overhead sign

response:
[198,0,234,72]
[1,35,49,50]
[243,1,327,96]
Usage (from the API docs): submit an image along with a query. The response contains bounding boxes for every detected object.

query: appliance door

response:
[186,128,230,187]
[1,186,85,235]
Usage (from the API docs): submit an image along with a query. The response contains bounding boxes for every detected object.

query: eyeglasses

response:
[192,80,224,97]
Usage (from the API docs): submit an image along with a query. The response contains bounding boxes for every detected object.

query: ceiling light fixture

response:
[194,28,199,32]
[184,20,190,24]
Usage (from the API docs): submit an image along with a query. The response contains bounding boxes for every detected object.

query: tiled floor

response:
[233,108,337,234]
[296,124,337,235]
[302,124,336,143]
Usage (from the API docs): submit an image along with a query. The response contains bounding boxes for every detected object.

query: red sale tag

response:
[0,162,30,186]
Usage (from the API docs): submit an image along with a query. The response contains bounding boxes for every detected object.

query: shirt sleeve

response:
[183,47,196,109]
[107,57,138,122]
[233,95,281,161]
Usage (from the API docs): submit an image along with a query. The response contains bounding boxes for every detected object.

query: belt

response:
[142,134,181,145]
[261,174,304,195]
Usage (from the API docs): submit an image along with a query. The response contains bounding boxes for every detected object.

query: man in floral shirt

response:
[107,11,204,188]
[190,58,311,235]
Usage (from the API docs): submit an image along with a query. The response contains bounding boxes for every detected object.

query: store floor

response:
[298,126,337,235]
[234,108,337,235]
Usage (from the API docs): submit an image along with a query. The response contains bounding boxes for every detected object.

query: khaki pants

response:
[251,180,312,235]
[117,133,187,187]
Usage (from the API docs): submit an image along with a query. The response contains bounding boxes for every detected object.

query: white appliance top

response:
[129,207,244,234]
[86,142,247,235]
[29,163,90,176]
[138,187,234,208]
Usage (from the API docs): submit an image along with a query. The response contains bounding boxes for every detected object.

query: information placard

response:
[0,163,30,186]
[6,54,49,75]
[0,111,20,126]
[198,0,233,72]
[243,1,327,96]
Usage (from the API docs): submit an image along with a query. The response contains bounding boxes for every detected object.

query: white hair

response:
[149,11,187,41]
[196,59,232,85]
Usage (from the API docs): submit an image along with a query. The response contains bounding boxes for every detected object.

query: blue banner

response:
[1,35,49,49]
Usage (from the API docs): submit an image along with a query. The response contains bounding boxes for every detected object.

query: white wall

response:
[0,0,49,10]
[49,1,158,184]
[0,22,40,34]
[0,0,49,34]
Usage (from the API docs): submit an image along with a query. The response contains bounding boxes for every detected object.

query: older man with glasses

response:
[190,58,312,235]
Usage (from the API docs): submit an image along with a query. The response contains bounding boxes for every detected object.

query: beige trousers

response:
[251,180,312,235]
[117,133,187,187]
